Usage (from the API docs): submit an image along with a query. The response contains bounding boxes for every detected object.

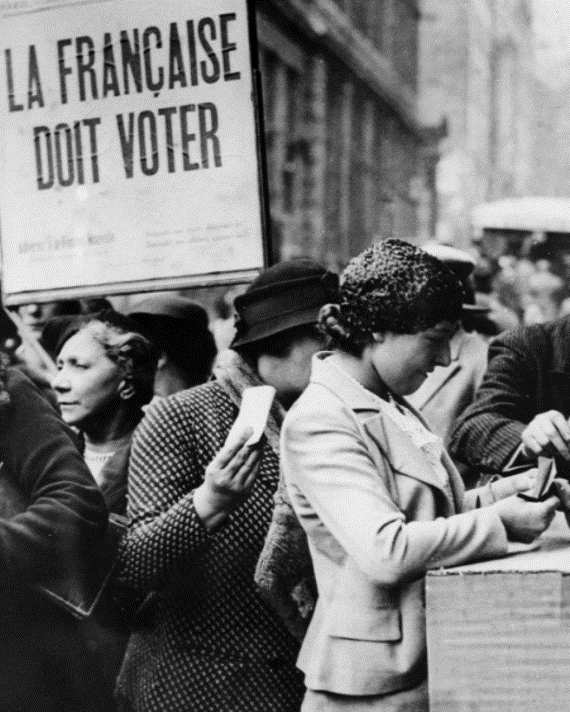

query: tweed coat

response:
[281,354,509,703]
[115,373,304,712]
[449,316,570,473]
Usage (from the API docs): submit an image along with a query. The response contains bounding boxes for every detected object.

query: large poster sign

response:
[0,0,266,304]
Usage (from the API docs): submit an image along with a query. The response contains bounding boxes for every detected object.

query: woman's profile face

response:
[52,329,124,430]
[372,320,458,396]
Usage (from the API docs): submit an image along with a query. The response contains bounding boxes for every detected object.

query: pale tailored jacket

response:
[281,354,509,698]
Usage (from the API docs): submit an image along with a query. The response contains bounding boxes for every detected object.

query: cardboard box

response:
[426,512,570,711]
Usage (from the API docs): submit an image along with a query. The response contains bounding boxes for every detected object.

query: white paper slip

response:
[225,386,276,448]
[521,456,557,501]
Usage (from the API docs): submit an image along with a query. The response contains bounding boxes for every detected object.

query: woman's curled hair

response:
[59,311,159,411]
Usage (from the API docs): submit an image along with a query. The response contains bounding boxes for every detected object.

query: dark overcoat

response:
[0,367,110,712]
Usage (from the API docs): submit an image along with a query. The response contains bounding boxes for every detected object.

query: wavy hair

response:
[58,311,159,412]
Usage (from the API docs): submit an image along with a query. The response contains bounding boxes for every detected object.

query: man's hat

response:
[128,295,216,371]
[421,242,490,314]
[128,295,210,329]
[230,259,339,349]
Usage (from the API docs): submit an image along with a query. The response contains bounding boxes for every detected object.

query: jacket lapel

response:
[358,414,401,507]
[440,450,465,514]
[311,353,455,505]
[363,413,449,497]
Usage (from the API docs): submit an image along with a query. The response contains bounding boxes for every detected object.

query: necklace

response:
[83,448,115,462]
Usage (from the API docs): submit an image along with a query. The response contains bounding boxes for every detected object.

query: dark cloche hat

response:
[231,259,339,349]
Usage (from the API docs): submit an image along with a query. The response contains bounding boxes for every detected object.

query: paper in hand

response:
[519,456,557,501]
[225,386,276,448]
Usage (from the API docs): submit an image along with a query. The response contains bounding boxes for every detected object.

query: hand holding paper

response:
[193,386,275,531]
[225,386,276,448]
[518,456,557,502]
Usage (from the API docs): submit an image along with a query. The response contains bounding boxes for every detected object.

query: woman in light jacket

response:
[281,238,559,711]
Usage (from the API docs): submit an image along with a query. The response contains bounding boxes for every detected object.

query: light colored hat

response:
[421,241,489,313]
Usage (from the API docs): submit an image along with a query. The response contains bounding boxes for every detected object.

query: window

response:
[349,92,373,253]
[394,0,418,88]
[372,104,388,237]
[351,0,371,37]
[324,71,344,257]
[258,44,306,259]
[282,67,302,215]
[368,2,385,52]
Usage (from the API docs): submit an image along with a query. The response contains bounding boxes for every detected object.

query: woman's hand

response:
[193,428,263,532]
[492,494,559,543]
[489,469,538,500]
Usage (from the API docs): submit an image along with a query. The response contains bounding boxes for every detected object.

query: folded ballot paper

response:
[225,386,276,448]
[518,456,557,502]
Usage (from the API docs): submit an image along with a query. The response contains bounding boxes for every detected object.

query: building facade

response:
[255,0,433,270]
[418,0,535,249]
[532,71,570,199]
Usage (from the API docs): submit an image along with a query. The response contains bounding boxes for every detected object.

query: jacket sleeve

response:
[282,405,508,589]
[448,330,538,472]
[0,368,108,583]
[118,395,212,592]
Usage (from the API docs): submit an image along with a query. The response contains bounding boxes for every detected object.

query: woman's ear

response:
[118,379,136,401]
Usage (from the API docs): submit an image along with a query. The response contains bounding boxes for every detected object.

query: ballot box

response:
[426,512,570,712]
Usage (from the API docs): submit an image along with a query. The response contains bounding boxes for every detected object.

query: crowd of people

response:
[471,250,570,332]
[1,237,570,712]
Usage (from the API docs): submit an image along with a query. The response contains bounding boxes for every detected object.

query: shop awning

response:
[471,197,570,233]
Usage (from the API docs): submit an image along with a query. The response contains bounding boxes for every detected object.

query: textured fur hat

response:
[331,238,464,345]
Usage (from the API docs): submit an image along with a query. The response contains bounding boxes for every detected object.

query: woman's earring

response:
[119,380,135,400]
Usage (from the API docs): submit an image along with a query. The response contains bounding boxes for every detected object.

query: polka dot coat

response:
[115,381,304,712]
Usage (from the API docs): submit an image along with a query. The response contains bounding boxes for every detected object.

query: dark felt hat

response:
[128,295,210,327]
[128,296,216,372]
[231,259,339,349]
